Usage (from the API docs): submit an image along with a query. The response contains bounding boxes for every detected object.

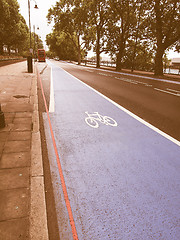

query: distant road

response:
[51,60,180,141]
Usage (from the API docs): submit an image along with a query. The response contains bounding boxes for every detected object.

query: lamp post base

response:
[0,104,5,128]
[27,56,33,73]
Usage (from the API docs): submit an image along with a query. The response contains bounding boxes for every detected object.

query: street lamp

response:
[27,0,38,73]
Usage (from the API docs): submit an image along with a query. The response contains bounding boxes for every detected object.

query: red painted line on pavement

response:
[37,66,79,240]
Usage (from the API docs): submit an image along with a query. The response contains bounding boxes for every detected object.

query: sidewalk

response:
[0,62,48,239]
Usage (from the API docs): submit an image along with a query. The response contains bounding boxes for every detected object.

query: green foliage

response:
[147,0,180,75]
[86,0,109,67]
[47,0,180,75]
[31,33,44,57]
[47,0,91,64]
[0,0,29,55]
[124,39,154,71]
[46,30,78,61]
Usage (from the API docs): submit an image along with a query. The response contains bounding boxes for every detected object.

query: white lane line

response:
[86,70,94,73]
[115,77,138,84]
[61,67,180,147]
[154,88,180,97]
[98,73,113,77]
[166,88,180,94]
[49,66,55,112]
[132,80,152,87]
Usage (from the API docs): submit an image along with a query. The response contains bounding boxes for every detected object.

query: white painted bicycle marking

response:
[85,111,118,128]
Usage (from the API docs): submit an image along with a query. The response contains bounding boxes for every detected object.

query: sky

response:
[17,0,57,50]
[17,0,180,59]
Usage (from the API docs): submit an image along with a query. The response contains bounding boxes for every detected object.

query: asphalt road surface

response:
[37,60,180,240]
[53,60,180,141]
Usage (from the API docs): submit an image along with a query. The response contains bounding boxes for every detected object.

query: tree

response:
[47,0,90,64]
[12,15,29,54]
[46,30,78,61]
[0,0,29,55]
[32,32,44,57]
[124,39,154,71]
[149,0,180,75]
[128,0,149,72]
[86,0,109,68]
[107,0,137,71]
[0,0,9,53]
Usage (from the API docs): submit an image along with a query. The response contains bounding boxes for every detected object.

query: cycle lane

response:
[43,63,180,240]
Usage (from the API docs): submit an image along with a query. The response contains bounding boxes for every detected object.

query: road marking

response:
[98,73,113,77]
[37,66,79,240]
[166,88,180,94]
[61,67,180,147]
[154,88,180,97]
[49,67,55,112]
[132,80,152,87]
[85,111,118,128]
[115,76,138,84]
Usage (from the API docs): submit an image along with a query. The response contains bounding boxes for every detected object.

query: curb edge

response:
[30,64,49,240]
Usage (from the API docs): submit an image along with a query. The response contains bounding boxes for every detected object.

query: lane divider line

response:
[49,66,55,112]
[37,66,79,240]
[154,87,180,97]
[166,88,180,94]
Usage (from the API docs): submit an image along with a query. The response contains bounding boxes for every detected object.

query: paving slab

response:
[12,122,32,132]
[0,132,8,142]
[0,188,29,221]
[8,131,31,141]
[15,112,32,118]
[4,140,31,153]
[0,167,29,190]
[0,142,5,153]
[0,152,30,169]
[13,118,32,125]
[0,218,29,240]
[2,102,33,113]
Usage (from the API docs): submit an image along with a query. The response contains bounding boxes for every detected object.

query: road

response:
[37,60,180,240]
[53,61,180,141]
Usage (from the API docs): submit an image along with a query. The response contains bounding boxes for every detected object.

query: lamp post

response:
[27,0,38,73]
[0,104,5,128]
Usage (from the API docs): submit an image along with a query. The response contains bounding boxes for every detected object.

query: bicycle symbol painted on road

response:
[85,111,118,128]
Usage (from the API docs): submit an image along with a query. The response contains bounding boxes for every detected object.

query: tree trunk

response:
[78,49,81,65]
[116,38,125,71]
[116,49,124,71]
[8,46,11,55]
[96,29,100,68]
[154,47,164,76]
[154,0,164,76]
[0,44,3,55]
[77,35,81,65]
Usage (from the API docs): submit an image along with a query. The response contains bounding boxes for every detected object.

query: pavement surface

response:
[42,60,180,239]
[0,61,48,240]
[1,60,179,240]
